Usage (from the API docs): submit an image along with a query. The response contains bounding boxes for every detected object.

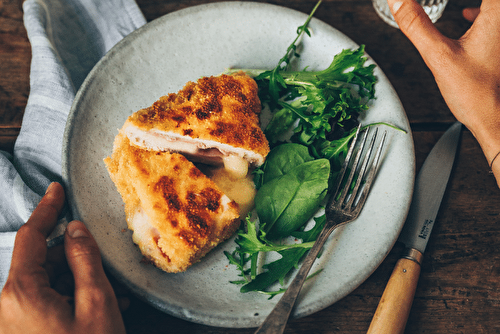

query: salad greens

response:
[255,155,330,239]
[226,215,326,298]
[224,0,381,297]
[254,143,314,188]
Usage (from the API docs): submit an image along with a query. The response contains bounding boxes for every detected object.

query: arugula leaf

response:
[225,216,318,290]
[280,46,377,99]
[224,250,251,285]
[239,215,326,295]
[254,0,322,104]
[262,99,305,144]
[234,217,315,254]
[260,45,377,154]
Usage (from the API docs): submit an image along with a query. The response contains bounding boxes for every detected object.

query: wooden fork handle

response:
[367,251,422,334]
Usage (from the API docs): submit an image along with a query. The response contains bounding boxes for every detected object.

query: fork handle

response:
[367,250,422,334]
[254,226,333,334]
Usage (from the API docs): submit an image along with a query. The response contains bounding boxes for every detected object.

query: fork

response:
[254,125,387,334]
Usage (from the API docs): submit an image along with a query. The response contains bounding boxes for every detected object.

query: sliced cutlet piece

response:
[104,133,240,273]
[122,72,270,178]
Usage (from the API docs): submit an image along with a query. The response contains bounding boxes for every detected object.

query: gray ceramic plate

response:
[62,2,415,328]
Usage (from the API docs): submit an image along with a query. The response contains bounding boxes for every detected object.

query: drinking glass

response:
[372,0,449,28]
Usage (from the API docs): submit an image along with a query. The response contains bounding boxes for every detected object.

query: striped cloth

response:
[0,0,146,290]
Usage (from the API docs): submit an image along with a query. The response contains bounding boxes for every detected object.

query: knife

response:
[367,122,462,334]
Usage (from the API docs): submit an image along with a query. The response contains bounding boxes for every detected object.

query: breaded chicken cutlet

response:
[105,72,269,273]
[123,72,270,178]
[104,133,240,273]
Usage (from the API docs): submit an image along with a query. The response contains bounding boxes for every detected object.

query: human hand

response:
[387,0,500,186]
[0,182,126,334]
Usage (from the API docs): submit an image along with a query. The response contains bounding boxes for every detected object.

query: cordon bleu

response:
[104,72,269,273]
[123,71,269,178]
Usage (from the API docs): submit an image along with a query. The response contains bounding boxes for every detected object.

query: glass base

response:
[372,0,448,29]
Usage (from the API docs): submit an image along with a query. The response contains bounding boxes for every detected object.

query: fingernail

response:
[45,182,56,194]
[392,1,403,13]
[67,221,89,239]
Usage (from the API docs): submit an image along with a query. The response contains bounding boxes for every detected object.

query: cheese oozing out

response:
[207,166,256,219]
[222,154,248,180]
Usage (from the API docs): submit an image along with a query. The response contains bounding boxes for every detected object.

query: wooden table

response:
[2,0,499,333]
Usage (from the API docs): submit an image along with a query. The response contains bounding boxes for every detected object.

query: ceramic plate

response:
[62,2,415,328]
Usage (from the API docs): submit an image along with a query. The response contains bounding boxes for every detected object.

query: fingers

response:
[387,0,449,55]
[2,182,68,331]
[462,7,480,22]
[64,220,124,330]
[386,0,456,77]
[64,220,111,301]
[27,182,65,236]
[9,182,65,282]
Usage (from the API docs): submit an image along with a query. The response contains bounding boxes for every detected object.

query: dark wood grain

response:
[2,0,498,333]
[0,0,30,152]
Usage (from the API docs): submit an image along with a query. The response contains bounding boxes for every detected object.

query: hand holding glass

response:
[373,0,448,28]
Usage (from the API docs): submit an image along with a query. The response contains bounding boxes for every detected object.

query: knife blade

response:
[367,122,462,334]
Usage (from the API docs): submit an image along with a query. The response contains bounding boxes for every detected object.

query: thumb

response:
[388,0,451,58]
[462,7,480,22]
[64,221,121,320]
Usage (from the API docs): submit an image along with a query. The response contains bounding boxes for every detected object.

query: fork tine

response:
[345,128,379,210]
[331,123,362,198]
[337,127,370,206]
[352,130,387,214]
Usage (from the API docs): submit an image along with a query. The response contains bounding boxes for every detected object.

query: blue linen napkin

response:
[0,0,146,290]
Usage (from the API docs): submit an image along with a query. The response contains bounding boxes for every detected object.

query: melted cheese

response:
[208,167,256,218]
[222,154,249,179]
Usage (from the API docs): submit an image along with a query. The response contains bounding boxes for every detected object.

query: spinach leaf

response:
[259,143,315,186]
[255,158,330,239]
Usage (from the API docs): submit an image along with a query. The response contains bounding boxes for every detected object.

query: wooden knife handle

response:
[367,249,423,334]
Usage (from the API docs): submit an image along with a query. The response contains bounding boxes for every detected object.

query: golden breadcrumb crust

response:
[126,72,269,158]
[104,133,240,273]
